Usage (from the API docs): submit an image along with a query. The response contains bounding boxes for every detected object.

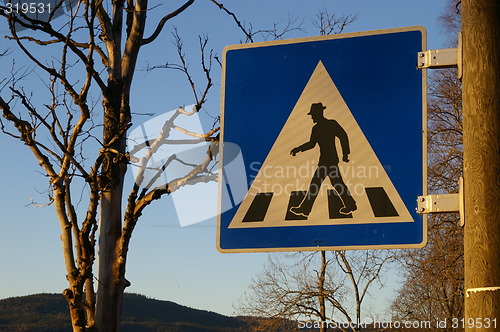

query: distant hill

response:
[0,293,246,332]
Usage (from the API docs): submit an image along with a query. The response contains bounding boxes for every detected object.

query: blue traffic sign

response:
[217,27,427,252]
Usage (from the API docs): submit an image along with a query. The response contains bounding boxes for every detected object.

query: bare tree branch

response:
[209,0,254,42]
[141,0,195,45]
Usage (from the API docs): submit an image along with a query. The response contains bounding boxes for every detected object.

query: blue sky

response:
[0,0,452,318]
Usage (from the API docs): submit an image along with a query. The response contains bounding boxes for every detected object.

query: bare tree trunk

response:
[318,251,327,332]
[96,190,125,331]
[95,79,130,330]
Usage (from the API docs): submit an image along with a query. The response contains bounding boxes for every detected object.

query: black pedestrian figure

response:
[290,102,357,217]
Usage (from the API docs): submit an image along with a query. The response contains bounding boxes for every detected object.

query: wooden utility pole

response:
[462,0,500,329]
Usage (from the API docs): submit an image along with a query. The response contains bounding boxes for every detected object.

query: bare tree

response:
[392,67,464,330]
[391,1,464,327]
[392,215,464,326]
[0,1,224,331]
[237,251,393,332]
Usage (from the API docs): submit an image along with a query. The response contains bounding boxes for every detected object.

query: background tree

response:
[237,251,393,332]
[391,0,464,327]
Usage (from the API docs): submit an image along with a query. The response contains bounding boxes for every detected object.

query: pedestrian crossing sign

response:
[217,27,427,252]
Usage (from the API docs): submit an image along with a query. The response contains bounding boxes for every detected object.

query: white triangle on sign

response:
[229,61,414,228]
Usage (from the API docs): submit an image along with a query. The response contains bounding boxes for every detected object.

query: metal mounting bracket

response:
[417,177,464,226]
[417,32,462,78]
[417,48,458,69]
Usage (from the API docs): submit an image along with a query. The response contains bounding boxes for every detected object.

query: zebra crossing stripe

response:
[241,187,399,223]
[365,187,399,217]
[242,193,273,222]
